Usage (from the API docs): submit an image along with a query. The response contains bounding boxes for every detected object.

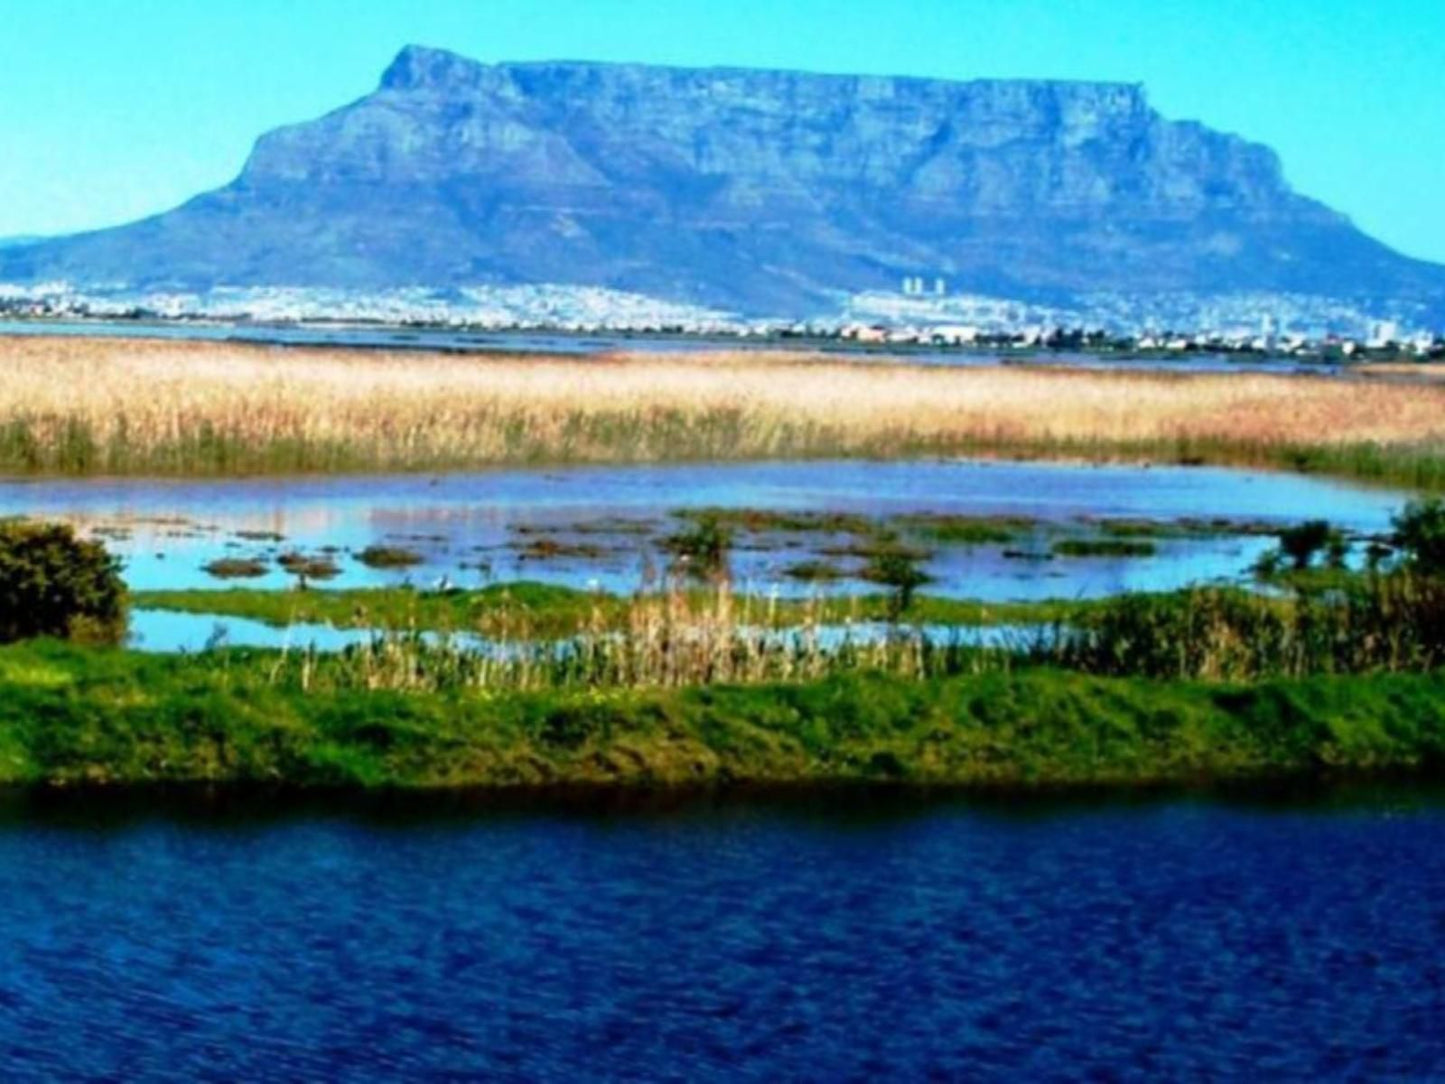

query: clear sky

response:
[3,0,1442,260]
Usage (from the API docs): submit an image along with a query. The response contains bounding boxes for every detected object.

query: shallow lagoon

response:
[1,459,1408,605]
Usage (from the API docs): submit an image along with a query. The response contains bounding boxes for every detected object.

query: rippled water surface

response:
[1,790,1442,1080]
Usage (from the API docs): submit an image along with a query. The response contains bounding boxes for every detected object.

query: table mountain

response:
[4,44,1442,321]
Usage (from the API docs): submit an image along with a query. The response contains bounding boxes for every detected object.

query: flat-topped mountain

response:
[4,45,1443,320]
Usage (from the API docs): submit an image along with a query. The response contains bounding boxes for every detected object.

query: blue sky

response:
[3,0,1443,260]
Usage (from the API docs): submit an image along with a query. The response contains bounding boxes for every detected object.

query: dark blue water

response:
[2,790,1444,1081]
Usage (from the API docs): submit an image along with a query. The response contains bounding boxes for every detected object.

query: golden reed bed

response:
[3,334,1445,481]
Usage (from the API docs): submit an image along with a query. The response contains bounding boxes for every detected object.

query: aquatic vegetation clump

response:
[203,557,269,579]
[662,514,734,581]
[356,545,424,569]
[516,538,608,560]
[895,514,1031,545]
[783,560,848,582]
[1051,538,1157,558]
[675,508,875,536]
[278,552,341,580]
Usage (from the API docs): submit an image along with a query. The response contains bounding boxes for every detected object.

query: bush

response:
[1277,519,1337,570]
[1252,549,1282,580]
[0,521,126,643]
[1325,532,1350,570]
[1365,541,1395,572]
[1393,498,1445,574]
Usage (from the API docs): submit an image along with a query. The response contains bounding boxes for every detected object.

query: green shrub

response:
[1365,541,1394,572]
[1253,549,1282,579]
[1278,519,1337,570]
[1325,532,1350,570]
[1394,498,1445,574]
[0,522,126,644]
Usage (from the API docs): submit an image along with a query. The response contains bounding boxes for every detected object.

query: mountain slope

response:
[4,45,1443,319]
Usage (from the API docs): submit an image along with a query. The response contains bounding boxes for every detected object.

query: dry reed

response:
[4,334,1445,480]
[270,573,986,694]
[284,570,1445,694]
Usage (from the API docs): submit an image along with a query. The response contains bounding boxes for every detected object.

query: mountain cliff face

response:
[5,45,1443,318]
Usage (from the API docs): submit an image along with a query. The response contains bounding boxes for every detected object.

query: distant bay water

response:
[0,318,1347,374]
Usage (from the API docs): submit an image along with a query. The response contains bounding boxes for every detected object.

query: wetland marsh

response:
[1,335,1443,790]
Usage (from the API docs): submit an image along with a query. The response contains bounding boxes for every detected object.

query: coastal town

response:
[2,279,1442,362]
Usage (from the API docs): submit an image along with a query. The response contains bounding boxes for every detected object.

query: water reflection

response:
[0,459,1407,601]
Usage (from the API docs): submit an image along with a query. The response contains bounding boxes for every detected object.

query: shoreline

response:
[0,442,1420,483]
[0,318,1381,362]
[2,317,1438,370]
[6,771,1445,820]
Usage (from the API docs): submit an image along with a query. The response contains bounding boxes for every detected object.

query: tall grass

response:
[261,573,1009,695]
[1053,575,1445,680]
[246,572,1445,694]
[4,336,1445,483]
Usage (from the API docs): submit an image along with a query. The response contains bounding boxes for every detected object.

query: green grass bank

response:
[3,641,1444,791]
